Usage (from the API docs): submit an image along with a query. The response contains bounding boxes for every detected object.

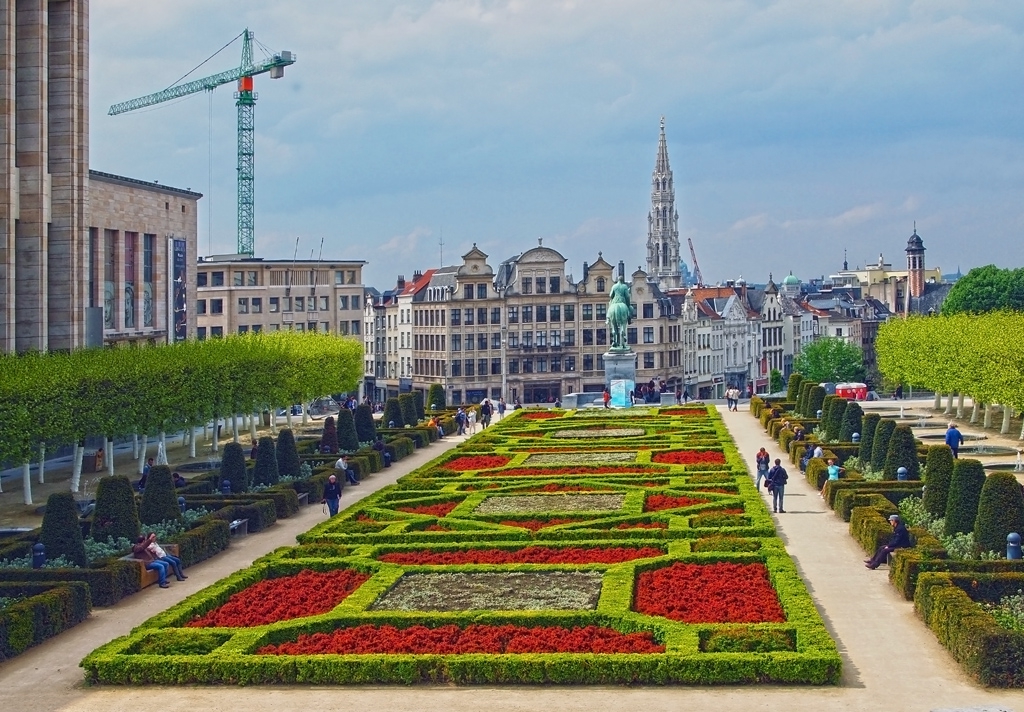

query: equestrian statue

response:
[606,276,634,353]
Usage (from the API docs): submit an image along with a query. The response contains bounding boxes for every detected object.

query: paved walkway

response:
[4,407,1024,712]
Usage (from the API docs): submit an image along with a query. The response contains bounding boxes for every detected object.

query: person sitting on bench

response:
[335,455,359,486]
[865,515,911,569]
[132,533,187,588]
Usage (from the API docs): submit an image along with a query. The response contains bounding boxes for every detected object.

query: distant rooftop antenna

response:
[439,227,444,267]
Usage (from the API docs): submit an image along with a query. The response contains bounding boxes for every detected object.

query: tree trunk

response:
[203,421,209,442]
[70,442,85,493]
[302,403,309,426]
[156,431,168,465]
[38,443,46,484]
[138,435,148,474]
[107,438,115,476]
[984,403,994,429]
[212,417,220,454]
[232,414,239,443]
[22,461,32,505]
[1002,406,1013,434]
[132,433,139,460]
[933,392,942,410]
[971,402,980,424]
[270,410,278,434]
[250,413,258,441]
[190,425,198,458]
[957,393,965,419]
[944,392,954,415]
[286,409,293,429]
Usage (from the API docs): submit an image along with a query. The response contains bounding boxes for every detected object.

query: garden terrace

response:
[84,406,840,686]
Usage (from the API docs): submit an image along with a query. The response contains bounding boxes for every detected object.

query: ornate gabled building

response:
[646,118,682,291]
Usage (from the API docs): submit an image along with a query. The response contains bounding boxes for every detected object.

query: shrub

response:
[89,476,140,544]
[974,472,1024,555]
[220,442,249,494]
[414,390,426,421]
[253,436,279,487]
[320,417,339,455]
[786,373,804,402]
[796,381,811,416]
[139,466,181,526]
[769,369,784,394]
[838,401,863,443]
[40,493,88,567]
[945,459,986,536]
[859,412,880,462]
[806,385,826,418]
[820,395,836,433]
[825,399,847,442]
[0,581,91,661]
[883,425,920,481]
[354,405,376,442]
[870,419,896,472]
[923,445,955,519]
[383,398,404,428]
[427,383,446,410]
[276,429,301,479]
[336,409,360,451]
[399,393,418,426]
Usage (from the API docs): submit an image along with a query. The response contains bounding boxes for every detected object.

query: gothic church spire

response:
[646,117,682,290]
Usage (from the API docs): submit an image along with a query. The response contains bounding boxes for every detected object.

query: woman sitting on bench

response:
[132,533,187,588]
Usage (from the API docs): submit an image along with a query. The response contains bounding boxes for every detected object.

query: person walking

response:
[455,408,466,435]
[467,408,478,434]
[755,447,770,490]
[498,398,507,419]
[766,458,788,513]
[480,399,493,428]
[945,422,964,459]
[322,474,343,516]
[603,388,611,409]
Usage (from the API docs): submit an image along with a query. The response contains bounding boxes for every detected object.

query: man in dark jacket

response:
[945,422,964,459]
[865,514,912,569]
[766,459,788,513]
[322,474,343,516]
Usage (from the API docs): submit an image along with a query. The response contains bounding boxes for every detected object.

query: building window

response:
[270,297,280,313]
[491,332,501,349]
[250,297,261,314]
[346,270,356,284]
[478,334,488,350]
[211,326,224,338]
[582,304,593,320]
[522,358,533,373]
[233,271,244,286]
[644,352,655,368]
[564,329,575,346]
[477,283,488,299]
[197,326,207,340]
[550,330,561,347]
[597,354,605,370]
[211,299,224,314]
[465,333,474,351]
[295,296,305,312]
[308,298,317,312]
[352,295,360,309]
[491,358,502,375]
[522,331,533,347]
[522,306,532,323]
[596,304,606,320]
[550,277,560,293]
[464,284,474,300]
[509,359,519,374]
[583,354,594,371]
[143,234,154,327]
[550,304,560,321]
[643,303,654,318]
[247,270,258,286]
[583,329,593,345]
[253,324,262,334]
[508,306,518,323]
[451,360,462,376]
[536,305,546,322]
[451,334,462,351]
[211,271,224,286]
[508,331,519,347]
[239,325,249,334]
[197,272,208,287]
[565,355,576,371]
[340,321,350,335]
[564,304,575,321]
[628,327,637,344]
[282,297,292,312]
[521,277,532,294]
[536,358,548,372]
[536,330,547,347]
[478,358,487,376]
[535,277,546,294]
[491,307,501,324]
[597,277,606,292]
[238,298,249,314]
[335,270,345,285]
[196,300,207,315]
[551,358,561,372]
[451,308,461,326]
[465,359,475,377]
[464,309,474,325]
[478,307,487,325]
[596,329,606,346]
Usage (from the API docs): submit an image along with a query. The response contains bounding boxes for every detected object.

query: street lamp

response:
[500,323,508,400]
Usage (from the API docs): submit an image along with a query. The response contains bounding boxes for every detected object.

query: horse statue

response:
[606,276,633,352]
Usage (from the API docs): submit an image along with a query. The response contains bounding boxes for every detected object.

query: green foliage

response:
[90,476,140,544]
[923,445,955,519]
[253,436,279,487]
[276,429,301,479]
[399,393,418,426]
[220,442,249,494]
[945,459,987,536]
[941,265,1024,315]
[320,417,339,455]
[859,413,880,462]
[796,381,812,416]
[427,383,446,410]
[806,385,826,418]
[383,398,404,428]
[838,401,863,443]
[883,425,920,481]
[336,409,360,451]
[974,472,1024,555]
[769,369,784,394]
[792,337,865,383]
[703,628,794,653]
[0,581,91,661]
[825,398,847,442]
[414,391,426,421]
[40,493,87,567]
[139,466,181,526]
[870,419,896,472]
[820,395,835,433]
[354,405,376,442]
[786,373,804,401]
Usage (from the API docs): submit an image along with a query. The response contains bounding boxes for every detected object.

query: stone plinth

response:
[604,350,636,407]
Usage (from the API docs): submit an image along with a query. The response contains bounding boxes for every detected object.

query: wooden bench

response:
[229,519,249,537]
[297,492,309,507]
[120,544,181,589]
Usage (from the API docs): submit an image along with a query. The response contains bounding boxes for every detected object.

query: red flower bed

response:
[258,624,664,655]
[378,545,664,566]
[644,494,709,512]
[652,450,726,465]
[660,408,709,416]
[498,518,583,531]
[634,562,785,623]
[423,524,452,532]
[188,569,369,628]
[446,455,512,471]
[613,521,668,530]
[480,465,668,477]
[396,502,459,517]
[520,412,563,420]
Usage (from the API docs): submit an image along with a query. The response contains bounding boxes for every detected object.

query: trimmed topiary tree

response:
[320,416,339,455]
[399,393,418,426]
[277,428,301,479]
[923,445,955,520]
[827,399,847,442]
[337,408,360,451]
[974,471,1024,555]
[838,401,863,443]
[253,435,279,487]
[383,398,404,428]
[883,425,920,480]
[220,442,249,493]
[40,492,88,567]
[859,412,881,463]
[414,390,425,421]
[786,373,804,402]
[945,458,986,536]
[796,381,813,416]
[807,386,826,419]
[427,383,446,410]
[820,395,836,434]
[139,465,181,525]
[354,404,376,442]
[90,476,140,543]
[870,418,896,473]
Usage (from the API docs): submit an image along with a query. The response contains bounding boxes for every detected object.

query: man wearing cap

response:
[322,475,343,517]
[865,514,912,569]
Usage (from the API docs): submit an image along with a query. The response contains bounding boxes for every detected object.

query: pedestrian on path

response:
[322,474,343,516]
[603,388,611,408]
[945,422,964,459]
[766,458,788,513]
[468,409,477,434]
[755,447,770,490]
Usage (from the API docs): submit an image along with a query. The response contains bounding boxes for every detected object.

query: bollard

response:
[852,432,860,443]
[816,410,822,419]
[897,467,908,481]
[178,496,187,514]
[32,543,46,569]
[220,479,232,496]
[1008,533,1022,560]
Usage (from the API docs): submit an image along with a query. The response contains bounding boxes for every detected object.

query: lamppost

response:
[501,323,508,400]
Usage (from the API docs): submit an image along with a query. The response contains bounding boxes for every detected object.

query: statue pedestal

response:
[604,351,636,408]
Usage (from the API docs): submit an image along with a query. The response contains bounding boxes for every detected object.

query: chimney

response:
[397,275,406,289]
[618,260,625,279]
[413,270,422,281]
[582,261,589,283]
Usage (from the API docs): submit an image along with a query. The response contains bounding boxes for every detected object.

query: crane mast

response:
[687,237,705,288]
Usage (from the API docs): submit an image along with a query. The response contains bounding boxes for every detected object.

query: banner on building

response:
[172,239,187,341]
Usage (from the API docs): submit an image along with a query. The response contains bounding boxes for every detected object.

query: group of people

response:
[724,386,743,411]
[136,458,188,491]
[754,449,789,513]
[454,399,500,435]
[132,532,186,589]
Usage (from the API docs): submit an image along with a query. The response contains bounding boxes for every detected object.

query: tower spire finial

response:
[646,118,681,289]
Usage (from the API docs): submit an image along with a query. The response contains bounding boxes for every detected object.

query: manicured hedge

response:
[0,581,91,661]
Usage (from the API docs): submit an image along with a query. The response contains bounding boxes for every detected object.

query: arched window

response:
[597,277,606,292]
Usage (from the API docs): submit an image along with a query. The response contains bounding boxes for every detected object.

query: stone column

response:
[0,1,16,353]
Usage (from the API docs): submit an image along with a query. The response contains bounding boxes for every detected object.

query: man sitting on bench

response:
[865,514,911,569]
[132,532,187,588]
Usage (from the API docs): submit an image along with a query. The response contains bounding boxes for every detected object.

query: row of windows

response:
[196,320,361,338]
[519,277,561,295]
[507,356,577,374]
[198,295,361,315]
[463,283,491,300]
[198,269,359,288]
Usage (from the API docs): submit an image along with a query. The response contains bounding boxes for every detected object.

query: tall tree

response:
[941,265,1024,315]
[792,337,865,383]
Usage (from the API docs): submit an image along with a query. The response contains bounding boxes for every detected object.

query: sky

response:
[90,1,1024,290]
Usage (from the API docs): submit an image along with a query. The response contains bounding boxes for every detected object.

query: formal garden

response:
[752,369,1024,687]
